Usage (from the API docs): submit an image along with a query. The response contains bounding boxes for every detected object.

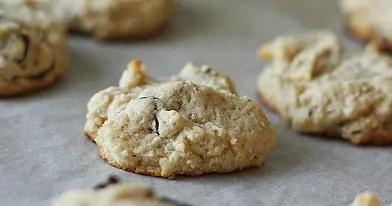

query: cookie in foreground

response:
[52,176,191,206]
[0,0,175,40]
[0,16,68,97]
[339,0,392,52]
[85,60,275,178]
[257,31,392,145]
[351,193,390,206]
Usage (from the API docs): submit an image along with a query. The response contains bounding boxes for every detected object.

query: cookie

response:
[0,16,68,97]
[339,0,392,52]
[351,193,390,206]
[0,0,175,40]
[52,176,190,206]
[84,60,275,179]
[257,31,392,145]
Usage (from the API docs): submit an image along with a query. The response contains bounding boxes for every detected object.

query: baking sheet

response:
[1,0,391,205]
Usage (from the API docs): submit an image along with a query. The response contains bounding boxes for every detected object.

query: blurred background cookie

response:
[0,0,175,40]
[52,176,190,206]
[0,16,68,97]
[257,31,392,145]
[339,0,392,52]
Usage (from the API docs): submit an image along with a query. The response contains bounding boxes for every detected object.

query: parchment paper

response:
[1,1,391,205]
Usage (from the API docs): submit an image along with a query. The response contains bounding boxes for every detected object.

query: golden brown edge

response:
[97,146,265,180]
[84,131,95,142]
[0,71,61,98]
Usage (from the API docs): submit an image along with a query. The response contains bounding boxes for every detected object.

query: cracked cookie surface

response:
[257,31,392,145]
[0,16,68,97]
[0,0,175,40]
[85,60,275,178]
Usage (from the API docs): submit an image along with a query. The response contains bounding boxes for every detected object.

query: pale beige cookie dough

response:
[0,16,68,97]
[351,193,391,206]
[0,0,175,40]
[257,31,392,145]
[52,176,190,206]
[339,0,392,52]
[85,60,275,179]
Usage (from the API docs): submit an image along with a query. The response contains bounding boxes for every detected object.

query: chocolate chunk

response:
[140,96,161,136]
[153,113,160,136]
[139,96,160,100]
[94,176,120,190]
[350,130,362,135]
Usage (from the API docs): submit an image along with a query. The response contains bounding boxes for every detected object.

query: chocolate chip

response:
[141,96,161,136]
[350,130,362,135]
[153,113,160,136]
[204,67,212,73]
[139,96,160,100]
[94,176,120,190]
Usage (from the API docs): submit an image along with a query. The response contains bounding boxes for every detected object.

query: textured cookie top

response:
[85,60,237,139]
[85,60,275,178]
[52,177,189,206]
[258,31,392,144]
[0,0,57,28]
[0,16,66,81]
